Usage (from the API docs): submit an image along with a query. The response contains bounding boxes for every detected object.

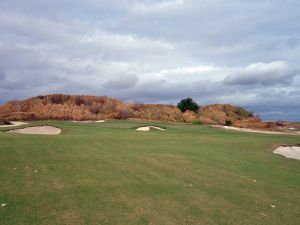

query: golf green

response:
[0,121,300,225]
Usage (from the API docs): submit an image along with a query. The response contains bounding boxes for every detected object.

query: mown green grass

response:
[0,120,300,225]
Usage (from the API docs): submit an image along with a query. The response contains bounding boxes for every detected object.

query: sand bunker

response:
[136,126,150,131]
[95,120,105,123]
[136,126,165,131]
[273,146,300,161]
[0,122,28,128]
[212,125,294,135]
[72,120,105,123]
[7,126,61,135]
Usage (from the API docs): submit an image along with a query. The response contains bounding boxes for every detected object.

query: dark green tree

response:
[225,119,232,126]
[177,98,199,112]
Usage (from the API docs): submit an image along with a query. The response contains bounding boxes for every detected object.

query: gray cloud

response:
[104,74,138,89]
[0,0,300,121]
[224,62,298,86]
[0,70,6,81]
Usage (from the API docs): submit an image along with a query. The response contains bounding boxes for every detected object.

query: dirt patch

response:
[135,126,165,131]
[212,125,299,135]
[273,146,300,161]
[7,126,61,135]
[0,122,28,128]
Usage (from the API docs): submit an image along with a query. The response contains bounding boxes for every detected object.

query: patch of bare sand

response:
[212,125,299,135]
[273,146,300,161]
[136,126,150,131]
[136,126,165,131]
[95,120,105,123]
[0,122,28,128]
[7,126,61,135]
[72,120,105,123]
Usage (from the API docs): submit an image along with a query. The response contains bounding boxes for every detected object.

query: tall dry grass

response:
[0,94,257,125]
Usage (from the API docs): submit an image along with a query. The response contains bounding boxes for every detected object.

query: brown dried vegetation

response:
[0,94,258,125]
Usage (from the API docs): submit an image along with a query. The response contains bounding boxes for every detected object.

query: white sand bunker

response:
[273,146,300,161]
[212,125,290,135]
[0,122,28,128]
[7,126,61,135]
[95,120,105,123]
[136,126,165,131]
[72,120,105,123]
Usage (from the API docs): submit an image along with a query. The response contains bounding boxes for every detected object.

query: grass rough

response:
[0,120,300,225]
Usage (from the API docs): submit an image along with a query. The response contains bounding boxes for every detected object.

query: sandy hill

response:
[0,94,258,125]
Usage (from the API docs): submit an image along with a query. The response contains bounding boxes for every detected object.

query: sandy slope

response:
[7,126,61,135]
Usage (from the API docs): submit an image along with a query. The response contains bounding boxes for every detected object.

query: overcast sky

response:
[1,0,300,121]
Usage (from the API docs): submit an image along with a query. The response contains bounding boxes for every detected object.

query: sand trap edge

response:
[72,120,105,123]
[211,125,298,135]
[135,126,166,131]
[0,122,28,128]
[7,126,61,135]
[273,146,300,161]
